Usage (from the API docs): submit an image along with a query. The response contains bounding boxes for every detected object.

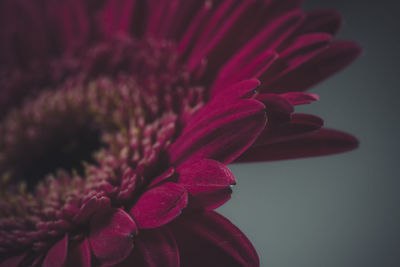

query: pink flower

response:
[0,0,360,266]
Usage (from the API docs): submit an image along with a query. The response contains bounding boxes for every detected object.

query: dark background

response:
[218,0,400,266]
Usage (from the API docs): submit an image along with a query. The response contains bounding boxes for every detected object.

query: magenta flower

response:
[0,0,360,266]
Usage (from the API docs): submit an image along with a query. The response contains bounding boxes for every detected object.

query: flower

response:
[0,0,360,266]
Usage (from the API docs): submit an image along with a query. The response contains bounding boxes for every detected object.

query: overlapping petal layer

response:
[0,0,360,266]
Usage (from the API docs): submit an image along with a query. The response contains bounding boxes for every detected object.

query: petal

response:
[147,167,175,188]
[260,33,332,91]
[99,0,136,38]
[170,99,267,165]
[0,253,26,267]
[184,80,261,136]
[266,41,362,92]
[281,92,319,105]
[130,183,188,229]
[298,9,343,36]
[212,79,261,101]
[257,93,294,116]
[89,208,138,267]
[115,227,179,267]
[43,234,68,267]
[212,50,278,91]
[65,238,91,267]
[187,0,258,71]
[254,113,324,146]
[210,10,305,94]
[170,211,259,267]
[177,159,236,210]
[236,128,359,162]
[73,196,111,223]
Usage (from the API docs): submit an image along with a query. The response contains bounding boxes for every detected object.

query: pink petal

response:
[189,79,261,130]
[266,41,362,92]
[0,253,26,267]
[89,208,138,266]
[298,9,343,36]
[114,228,179,267]
[130,228,179,266]
[212,79,260,101]
[254,113,324,146]
[257,93,294,117]
[73,196,111,223]
[147,167,175,188]
[170,211,259,267]
[52,0,89,50]
[43,234,68,267]
[65,238,91,267]
[177,159,236,210]
[236,128,359,162]
[170,99,267,165]
[99,0,136,38]
[260,33,332,91]
[130,183,188,229]
[281,92,319,105]
[212,50,278,91]
[187,0,257,71]
[210,10,305,94]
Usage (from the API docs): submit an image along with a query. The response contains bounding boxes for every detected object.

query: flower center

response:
[0,37,206,255]
[0,95,103,189]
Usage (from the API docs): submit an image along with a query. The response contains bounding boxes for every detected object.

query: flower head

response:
[0,0,360,266]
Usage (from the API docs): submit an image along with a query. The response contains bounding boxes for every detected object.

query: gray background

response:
[218,0,400,266]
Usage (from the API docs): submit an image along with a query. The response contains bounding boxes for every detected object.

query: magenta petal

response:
[257,93,293,116]
[281,92,319,105]
[212,50,278,91]
[298,9,343,35]
[177,159,236,210]
[212,79,261,101]
[89,208,138,267]
[170,99,267,165]
[114,228,179,267]
[0,253,26,267]
[184,80,261,136]
[73,196,111,223]
[254,113,324,146]
[130,182,188,229]
[170,211,259,267]
[99,0,136,38]
[65,238,91,267]
[236,128,359,162]
[43,234,68,267]
[266,41,362,92]
[210,10,305,94]
[135,228,179,266]
[260,33,331,90]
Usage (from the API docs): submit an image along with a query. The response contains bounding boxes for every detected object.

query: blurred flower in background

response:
[0,0,360,266]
